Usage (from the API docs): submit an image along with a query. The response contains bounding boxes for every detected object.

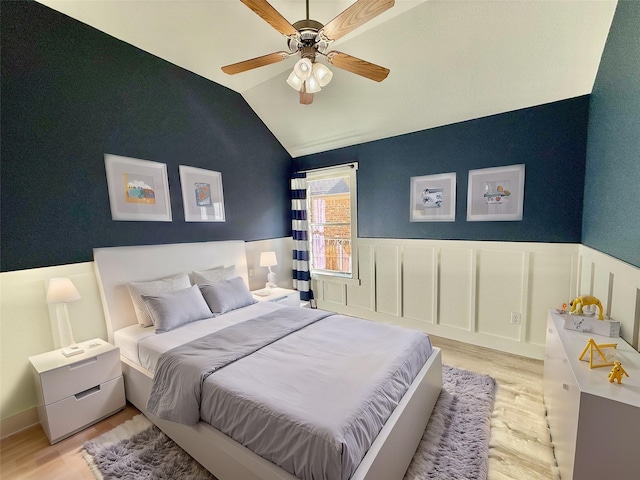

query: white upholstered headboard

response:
[94,241,249,343]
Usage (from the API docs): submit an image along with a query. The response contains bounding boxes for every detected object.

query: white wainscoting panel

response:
[346,244,374,311]
[476,249,524,341]
[313,240,640,358]
[374,244,401,317]
[313,239,581,359]
[527,251,576,347]
[402,246,436,324]
[439,248,474,331]
[578,246,640,350]
[578,256,594,296]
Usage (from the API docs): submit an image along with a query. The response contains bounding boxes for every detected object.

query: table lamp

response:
[47,277,83,357]
[260,251,278,289]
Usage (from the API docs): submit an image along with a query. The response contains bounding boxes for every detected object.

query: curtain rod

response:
[298,162,358,174]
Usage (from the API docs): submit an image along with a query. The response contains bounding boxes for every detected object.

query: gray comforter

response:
[148,306,433,480]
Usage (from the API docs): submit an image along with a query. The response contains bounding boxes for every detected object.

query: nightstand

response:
[28,338,125,444]
[252,287,300,307]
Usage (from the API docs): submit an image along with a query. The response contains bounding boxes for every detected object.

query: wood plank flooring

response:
[0,336,558,480]
[429,336,559,480]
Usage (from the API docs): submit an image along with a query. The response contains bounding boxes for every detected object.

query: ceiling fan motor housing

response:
[288,19,328,56]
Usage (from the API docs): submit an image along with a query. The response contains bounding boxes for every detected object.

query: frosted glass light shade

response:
[47,278,81,304]
[305,75,321,93]
[287,70,304,91]
[313,63,333,87]
[293,58,313,80]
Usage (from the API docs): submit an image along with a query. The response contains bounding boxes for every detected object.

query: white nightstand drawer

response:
[40,348,120,405]
[269,293,299,307]
[43,375,125,444]
[252,288,299,307]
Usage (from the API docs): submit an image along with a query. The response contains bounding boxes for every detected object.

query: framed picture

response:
[179,165,225,222]
[410,172,457,222]
[467,164,525,221]
[104,154,172,222]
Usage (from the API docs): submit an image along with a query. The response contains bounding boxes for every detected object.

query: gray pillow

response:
[143,285,213,334]
[199,276,256,315]
[189,265,236,286]
[128,273,191,327]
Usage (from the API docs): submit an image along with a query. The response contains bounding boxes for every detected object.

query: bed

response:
[93,240,442,480]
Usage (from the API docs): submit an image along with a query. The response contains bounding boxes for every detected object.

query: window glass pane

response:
[308,175,352,274]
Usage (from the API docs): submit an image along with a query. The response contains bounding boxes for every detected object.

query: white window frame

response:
[305,162,359,285]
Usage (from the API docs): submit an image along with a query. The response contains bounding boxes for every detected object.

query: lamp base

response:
[61,345,84,357]
[266,270,277,289]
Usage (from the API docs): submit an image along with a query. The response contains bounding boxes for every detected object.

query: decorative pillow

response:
[189,265,236,286]
[199,276,256,315]
[128,273,191,327]
[142,285,213,334]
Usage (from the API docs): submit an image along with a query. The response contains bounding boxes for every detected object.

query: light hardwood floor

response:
[0,336,558,480]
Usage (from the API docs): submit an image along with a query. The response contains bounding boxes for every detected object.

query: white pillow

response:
[128,273,191,327]
[199,277,256,315]
[190,265,236,285]
[143,285,212,334]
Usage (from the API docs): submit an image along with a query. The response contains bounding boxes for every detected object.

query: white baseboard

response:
[1,407,39,440]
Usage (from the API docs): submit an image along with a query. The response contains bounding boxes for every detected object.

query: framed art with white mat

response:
[410,172,456,222]
[104,154,172,222]
[467,164,525,221]
[179,165,225,222]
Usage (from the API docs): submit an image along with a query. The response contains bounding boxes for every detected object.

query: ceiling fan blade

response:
[326,51,390,82]
[221,51,289,75]
[321,0,395,42]
[240,0,298,37]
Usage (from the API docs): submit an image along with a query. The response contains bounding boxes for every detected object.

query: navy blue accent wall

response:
[0,1,292,272]
[294,97,589,242]
[583,0,640,268]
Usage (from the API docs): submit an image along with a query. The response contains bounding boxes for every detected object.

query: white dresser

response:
[29,338,126,444]
[543,310,640,479]
[252,287,300,307]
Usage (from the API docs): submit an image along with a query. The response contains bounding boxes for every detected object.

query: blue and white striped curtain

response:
[291,173,315,306]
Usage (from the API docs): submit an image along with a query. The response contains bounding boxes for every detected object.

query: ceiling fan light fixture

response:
[305,75,321,94]
[312,62,333,87]
[293,58,313,81]
[287,70,304,91]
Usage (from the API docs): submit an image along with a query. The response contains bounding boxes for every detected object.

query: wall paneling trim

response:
[315,239,580,359]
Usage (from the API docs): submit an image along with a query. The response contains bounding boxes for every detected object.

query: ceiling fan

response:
[221,0,394,104]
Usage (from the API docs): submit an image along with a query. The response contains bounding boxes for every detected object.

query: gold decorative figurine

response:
[569,295,604,320]
[608,361,629,384]
[579,338,617,369]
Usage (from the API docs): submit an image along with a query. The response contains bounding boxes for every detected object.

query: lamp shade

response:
[47,278,81,304]
[286,70,304,91]
[259,251,278,268]
[305,75,321,94]
[313,62,333,87]
[293,58,313,81]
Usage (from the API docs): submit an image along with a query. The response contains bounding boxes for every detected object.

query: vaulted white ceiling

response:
[36,0,617,158]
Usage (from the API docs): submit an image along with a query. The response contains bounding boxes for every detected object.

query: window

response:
[306,163,358,280]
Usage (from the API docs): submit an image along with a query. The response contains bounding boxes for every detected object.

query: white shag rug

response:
[82,365,496,480]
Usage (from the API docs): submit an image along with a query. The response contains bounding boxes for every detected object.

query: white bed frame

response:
[93,240,442,480]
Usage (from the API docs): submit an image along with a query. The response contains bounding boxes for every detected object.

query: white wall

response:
[314,239,640,359]
[0,262,107,438]
[315,239,580,359]
[4,237,637,439]
[577,245,640,349]
[0,237,293,438]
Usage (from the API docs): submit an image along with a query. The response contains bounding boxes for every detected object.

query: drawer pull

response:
[75,385,101,400]
[68,357,98,370]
